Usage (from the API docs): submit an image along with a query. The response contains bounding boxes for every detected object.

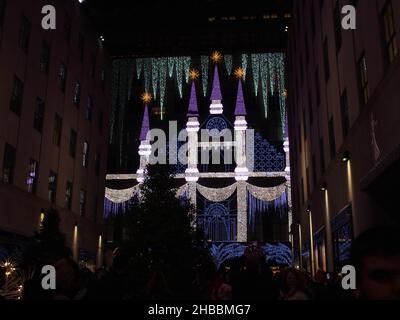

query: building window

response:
[320,138,325,174]
[305,33,309,64]
[86,96,93,121]
[315,68,321,107]
[80,189,86,216]
[83,141,89,167]
[40,41,50,74]
[323,39,330,81]
[33,98,45,133]
[382,1,398,64]
[65,181,73,210]
[78,34,85,63]
[0,0,6,27]
[101,69,105,91]
[73,81,81,106]
[334,2,342,52]
[53,115,62,147]
[312,154,317,186]
[48,171,57,203]
[98,111,103,132]
[328,117,336,159]
[308,89,313,125]
[64,15,71,43]
[2,143,16,184]
[91,53,96,77]
[357,54,369,105]
[340,90,350,138]
[10,76,24,116]
[69,129,77,158]
[27,159,38,194]
[58,63,67,92]
[94,153,101,176]
[298,124,302,154]
[93,197,98,222]
[332,205,354,272]
[19,15,31,52]
[310,2,316,39]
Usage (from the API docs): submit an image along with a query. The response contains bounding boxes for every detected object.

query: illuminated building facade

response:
[105,53,293,266]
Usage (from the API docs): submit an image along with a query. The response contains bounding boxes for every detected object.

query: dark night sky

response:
[83,0,293,55]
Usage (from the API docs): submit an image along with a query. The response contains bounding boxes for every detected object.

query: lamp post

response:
[307,206,315,277]
[298,223,303,269]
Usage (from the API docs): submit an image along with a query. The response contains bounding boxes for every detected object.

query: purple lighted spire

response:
[187,81,199,116]
[234,80,246,116]
[139,105,150,141]
[210,65,222,101]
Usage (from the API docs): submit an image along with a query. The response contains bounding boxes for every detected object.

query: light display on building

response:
[106,53,292,266]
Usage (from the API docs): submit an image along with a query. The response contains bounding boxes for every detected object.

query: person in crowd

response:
[212,267,232,300]
[145,270,172,300]
[350,226,400,300]
[309,269,330,300]
[86,252,131,300]
[279,268,311,300]
[53,257,80,300]
[232,255,276,300]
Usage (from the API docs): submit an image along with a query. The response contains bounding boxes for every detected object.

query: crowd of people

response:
[1,226,399,300]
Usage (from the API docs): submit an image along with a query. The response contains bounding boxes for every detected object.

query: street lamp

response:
[341,150,350,163]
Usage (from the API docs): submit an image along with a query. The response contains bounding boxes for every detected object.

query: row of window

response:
[207,13,290,22]
[11,1,104,80]
[10,76,104,133]
[2,143,101,217]
[295,1,398,204]
[293,0,397,111]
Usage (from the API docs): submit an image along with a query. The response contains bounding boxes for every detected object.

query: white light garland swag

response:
[105,185,140,203]
[176,183,189,198]
[246,183,286,202]
[197,183,237,202]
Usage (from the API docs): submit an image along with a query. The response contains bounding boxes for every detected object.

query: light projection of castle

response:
[106,53,292,267]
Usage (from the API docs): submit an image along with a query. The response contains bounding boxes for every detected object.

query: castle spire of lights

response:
[209,65,223,114]
[210,65,222,101]
[187,81,199,117]
[234,80,246,116]
[139,104,150,141]
[136,104,152,183]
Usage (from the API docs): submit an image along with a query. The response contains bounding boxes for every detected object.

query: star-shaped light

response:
[211,51,222,63]
[141,92,152,104]
[234,67,245,79]
[189,69,200,81]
